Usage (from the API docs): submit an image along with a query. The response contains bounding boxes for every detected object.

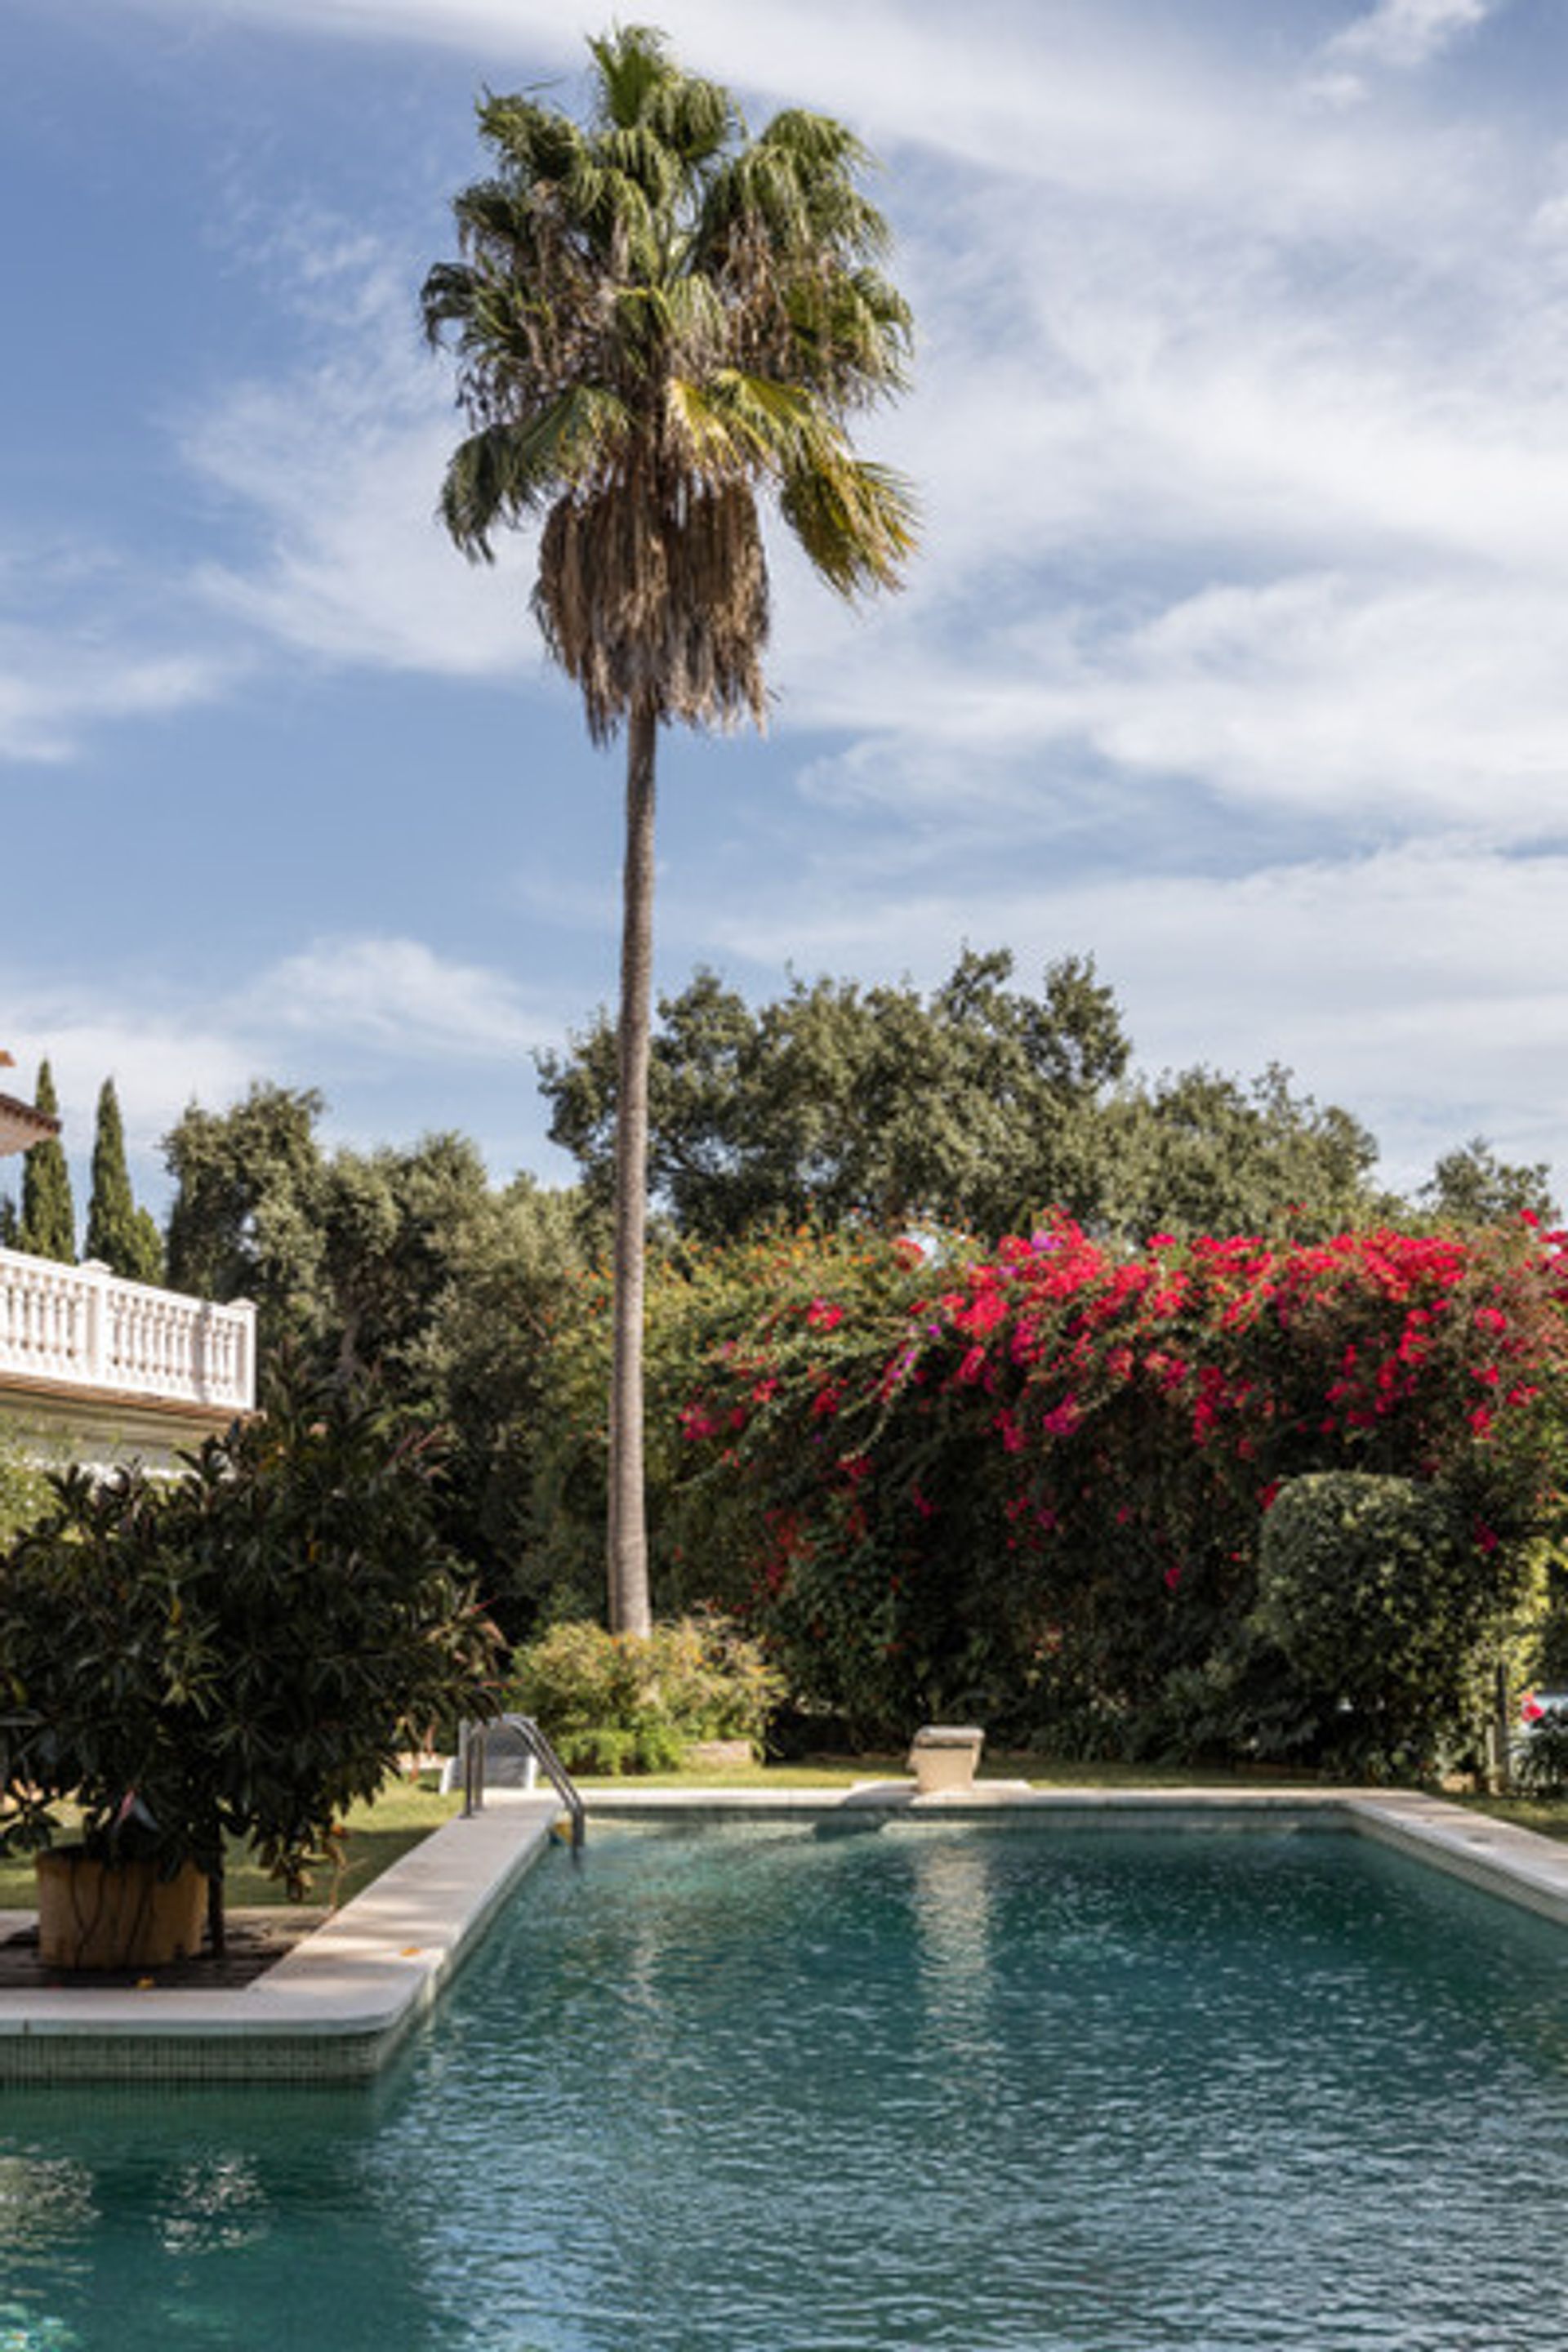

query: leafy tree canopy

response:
[162,1086,599,1616]
[1419,1135,1559,1228]
[85,1076,163,1285]
[18,1060,74,1263]
[163,1081,326,1341]
[537,947,1388,1243]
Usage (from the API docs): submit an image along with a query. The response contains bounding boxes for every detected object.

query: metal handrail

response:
[459,1713,586,1854]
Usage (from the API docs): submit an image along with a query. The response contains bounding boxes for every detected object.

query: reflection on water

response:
[0,2305,77,2352]
[154,2153,270,2256]
[5,1825,1568,2350]
[0,2156,95,2258]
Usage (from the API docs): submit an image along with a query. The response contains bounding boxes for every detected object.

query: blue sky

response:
[7,0,1568,1217]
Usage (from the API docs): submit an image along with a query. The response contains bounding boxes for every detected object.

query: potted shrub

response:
[0,1363,501,1970]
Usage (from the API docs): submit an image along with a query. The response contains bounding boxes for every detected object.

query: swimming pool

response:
[2,1820,1567,2349]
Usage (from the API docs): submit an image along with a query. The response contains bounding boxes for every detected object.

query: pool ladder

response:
[459,1713,586,1854]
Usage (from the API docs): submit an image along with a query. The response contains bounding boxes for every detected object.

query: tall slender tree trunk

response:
[607,698,657,1637]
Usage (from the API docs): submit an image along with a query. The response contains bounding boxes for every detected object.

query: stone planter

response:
[684,1739,756,1771]
[908,1725,986,1795]
[35,1851,208,1971]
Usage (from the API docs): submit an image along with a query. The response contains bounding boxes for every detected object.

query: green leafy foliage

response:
[513,1614,784,1775]
[1249,1472,1507,1776]
[85,1077,163,1283]
[539,950,1386,1245]
[17,1060,74,1263]
[163,1081,327,1343]
[0,1431,49,1544]
[1514,1704,1568,1796]
[0,1359,501,1913]
[1419,1137,1560,1228]
[657,1218,1567,1753]
[161,1086,601,1613]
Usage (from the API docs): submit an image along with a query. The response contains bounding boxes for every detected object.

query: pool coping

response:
[0,1791,561,2083]
[1,1782,1565,2082]
[580,1781,1568,1927]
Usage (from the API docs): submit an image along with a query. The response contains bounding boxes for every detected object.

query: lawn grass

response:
[0,1780,461,1913]
[1451,1790,1568,1844]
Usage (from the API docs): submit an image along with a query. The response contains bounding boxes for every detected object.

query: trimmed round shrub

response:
[1252,1471,1506,1774]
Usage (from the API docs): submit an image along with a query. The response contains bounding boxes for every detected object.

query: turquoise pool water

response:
[2,1823,1568,2349]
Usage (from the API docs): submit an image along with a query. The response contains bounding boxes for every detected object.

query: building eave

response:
[0,1090,60,1157]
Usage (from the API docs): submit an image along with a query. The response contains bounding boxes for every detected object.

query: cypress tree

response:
[19,1061,75,1263]
[86,1077,162,1283]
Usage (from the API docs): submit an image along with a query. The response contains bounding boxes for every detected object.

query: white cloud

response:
[691,834,1568,1192]
[0,999,256,1166]
[770,564,1568,845]
[0,933,568,1205]
[183,243,539,676]
[18,0,1568,1207]
[256,936,547,1059]
[1322,0,1500,73]
[0,634,226,764]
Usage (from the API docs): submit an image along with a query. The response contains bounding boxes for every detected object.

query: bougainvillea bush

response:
[521,1225,934,1628]
[665,1216,1568,1762]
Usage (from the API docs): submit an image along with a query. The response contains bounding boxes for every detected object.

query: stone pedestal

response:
[908,1725,986,1795]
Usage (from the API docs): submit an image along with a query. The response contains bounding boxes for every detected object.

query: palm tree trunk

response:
[607,697,657,1637]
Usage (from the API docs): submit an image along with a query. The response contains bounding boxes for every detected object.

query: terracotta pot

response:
[35,1851,208,1971]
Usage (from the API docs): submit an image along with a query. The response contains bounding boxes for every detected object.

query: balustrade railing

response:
[0,1247,255,1414]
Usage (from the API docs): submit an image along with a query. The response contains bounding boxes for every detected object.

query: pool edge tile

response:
[8,1783,1566,2082]
[0,1792,559,2085]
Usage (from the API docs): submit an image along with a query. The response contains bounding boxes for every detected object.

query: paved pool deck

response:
[2,1783,1566,2083]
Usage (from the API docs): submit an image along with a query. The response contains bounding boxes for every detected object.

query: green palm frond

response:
[588,24,673,130]
[757,109,872,174]
[474,95,586,189]
[590,25,734,164]
[664,374,796,476]
[781,453,919,599]
[439,385,633,556]
[425,24,916,732]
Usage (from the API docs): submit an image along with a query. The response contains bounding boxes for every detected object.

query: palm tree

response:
[422,24,915,1637]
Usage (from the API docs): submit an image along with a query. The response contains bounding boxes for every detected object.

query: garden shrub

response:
[669,1216,1568,1751]
[0,1431,49,1543]
[513,1613,784,1775]
[519,1210,1568,1757]
[0,1361,501,1927]
[1514,1703,1568,1796]
[1250,1471,1513,1775]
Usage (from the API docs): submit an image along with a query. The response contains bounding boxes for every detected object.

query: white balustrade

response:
[0,1248,255,1414]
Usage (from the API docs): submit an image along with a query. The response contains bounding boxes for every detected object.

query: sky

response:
[7,0,1568,1221]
